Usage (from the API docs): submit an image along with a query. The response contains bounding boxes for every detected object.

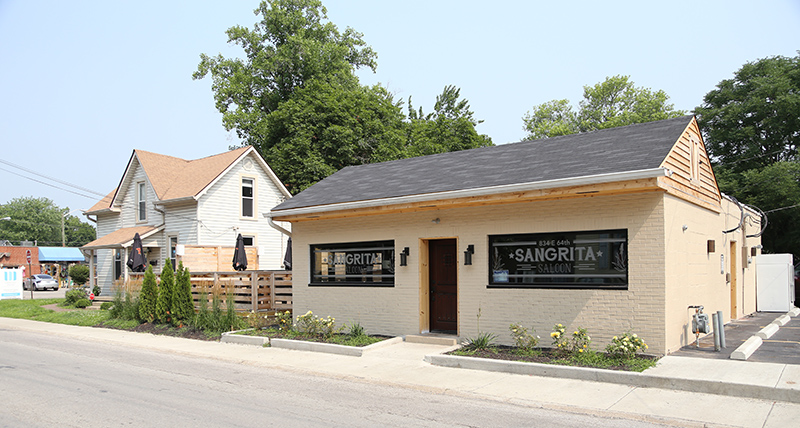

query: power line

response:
[764,203,800,214]
[0,158,107,199]
[0,165,98,200]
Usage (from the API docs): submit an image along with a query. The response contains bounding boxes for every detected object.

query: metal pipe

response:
[717,310,726,348]
[712,312,721,351]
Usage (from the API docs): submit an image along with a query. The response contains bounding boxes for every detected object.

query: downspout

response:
[264,213,292,238]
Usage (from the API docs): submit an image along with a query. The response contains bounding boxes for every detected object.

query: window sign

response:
[310,240,394,286]
[488,229,628,289]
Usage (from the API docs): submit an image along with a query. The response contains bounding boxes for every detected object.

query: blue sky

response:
[0,0,798,221]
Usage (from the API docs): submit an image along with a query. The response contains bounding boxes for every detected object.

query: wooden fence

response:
[120,270,292,313]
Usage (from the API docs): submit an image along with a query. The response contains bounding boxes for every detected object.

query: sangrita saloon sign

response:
[488,229,628,289]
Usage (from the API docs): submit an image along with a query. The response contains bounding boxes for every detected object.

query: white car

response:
[24,274,59,291]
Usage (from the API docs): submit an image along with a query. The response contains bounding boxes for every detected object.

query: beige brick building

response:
[270,116,761,355]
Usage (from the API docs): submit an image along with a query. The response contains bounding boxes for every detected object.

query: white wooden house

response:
[82,146,291,295]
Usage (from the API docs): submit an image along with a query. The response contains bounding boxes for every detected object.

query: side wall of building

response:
[663,195,759,352]
[292,192,670,353]
[198,152,290,269]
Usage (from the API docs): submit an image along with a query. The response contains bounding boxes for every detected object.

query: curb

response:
[426,353,800,404]
[271,336,403,356]
[730,309,798,361]
[220,330,403,357]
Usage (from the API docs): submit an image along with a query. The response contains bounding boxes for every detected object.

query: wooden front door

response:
[429,239,457,333]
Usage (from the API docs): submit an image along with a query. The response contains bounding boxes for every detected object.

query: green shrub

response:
[100,302,113,310]
[64,288,86,306]
[155,259,174,323]
[68,264,90,286]
[348,322,366,338]
[171,262,194,325]
[74,298,92,308]
[463,332,498,351]
[92,285,101,297]
[138,265,157,322]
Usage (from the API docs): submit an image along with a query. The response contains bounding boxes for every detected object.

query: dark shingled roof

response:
[274,115,693,212]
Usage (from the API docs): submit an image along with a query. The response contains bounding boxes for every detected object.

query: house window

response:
[113,250,122,280]
[242,178,254,218]
[690,137,701,183]
[488,229,628,289]
[137,182,147,222]
[242,235,255,246]
[169,236,178,268]
[310,240,394,287]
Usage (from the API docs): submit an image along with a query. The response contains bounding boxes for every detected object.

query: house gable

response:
[657,117,722,212]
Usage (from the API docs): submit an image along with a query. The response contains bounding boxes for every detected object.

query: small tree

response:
[171,262,194,325]
[138,265,157,323]
[68,264,90,286]
[155,258,175,324]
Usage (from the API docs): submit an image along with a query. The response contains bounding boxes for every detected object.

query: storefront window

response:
[310,240,395,286]
[488,229,628,289]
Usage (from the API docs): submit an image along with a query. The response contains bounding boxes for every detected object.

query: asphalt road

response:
[0,329,669,428]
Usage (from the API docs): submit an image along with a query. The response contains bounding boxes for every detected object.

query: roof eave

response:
[269,167,670,219]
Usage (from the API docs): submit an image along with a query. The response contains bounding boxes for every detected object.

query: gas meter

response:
[692,312,710,334]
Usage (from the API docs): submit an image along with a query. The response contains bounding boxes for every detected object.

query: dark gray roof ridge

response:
[273,115,694,212]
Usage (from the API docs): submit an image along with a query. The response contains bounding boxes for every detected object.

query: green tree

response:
[522,75,685,139]
[0,197,96,246]
[696,53,800,259]
[171,262,194,325]
[193,0,376,147]
[260,80,407,192]
[68,264,90,286]
[195,1,491,194]
[138,265,157,323]
[155,258,175,323]
[405,85,493,157]
[696,53,800,173]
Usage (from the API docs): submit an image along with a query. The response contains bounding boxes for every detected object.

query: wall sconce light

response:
[400,247,410,266]
[464,244,474,265]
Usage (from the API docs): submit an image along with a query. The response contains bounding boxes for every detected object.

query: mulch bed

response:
[448,345,657,371]
[95,322,219,341]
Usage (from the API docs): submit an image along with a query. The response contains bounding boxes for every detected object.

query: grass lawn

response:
[0,298,111,326]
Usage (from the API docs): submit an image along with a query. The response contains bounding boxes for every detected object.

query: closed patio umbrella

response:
[126,233,148,272]
[232,233,247,271]
[283,237,292,271]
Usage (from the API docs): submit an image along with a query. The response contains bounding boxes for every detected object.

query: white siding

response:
[161,201,198,269]
[118,160,160,229]
[93,211,122,296]
[197,152,290,269]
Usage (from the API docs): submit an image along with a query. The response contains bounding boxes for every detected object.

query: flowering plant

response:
[605,332,648,358]
[569,327,591,354]
[296,310,341,338]
[550,323,567,350]
[245,310,269,329]
[275,310,293,332]
[509,323,539,351]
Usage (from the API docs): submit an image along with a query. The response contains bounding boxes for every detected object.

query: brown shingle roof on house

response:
[85,147,252,214]
[81,225,162,250]
[86,190,116,214]
[136,146,250,201]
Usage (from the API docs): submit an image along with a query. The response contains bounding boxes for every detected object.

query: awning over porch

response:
[81,225,164,250]
[38,247,86,262]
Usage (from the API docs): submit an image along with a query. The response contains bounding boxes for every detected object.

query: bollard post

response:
[712,312,721,351]
[717,310,726,348]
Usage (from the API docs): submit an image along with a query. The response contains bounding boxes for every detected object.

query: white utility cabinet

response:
[756,254,794,312]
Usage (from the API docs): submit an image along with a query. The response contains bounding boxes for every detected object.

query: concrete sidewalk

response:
[2,317,800,427]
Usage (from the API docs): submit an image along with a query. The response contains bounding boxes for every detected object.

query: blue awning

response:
[38,247,86,262]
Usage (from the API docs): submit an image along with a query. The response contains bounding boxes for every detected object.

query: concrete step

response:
[405,334,458,346]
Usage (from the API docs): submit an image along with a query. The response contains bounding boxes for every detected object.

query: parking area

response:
[672,311,800,365]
